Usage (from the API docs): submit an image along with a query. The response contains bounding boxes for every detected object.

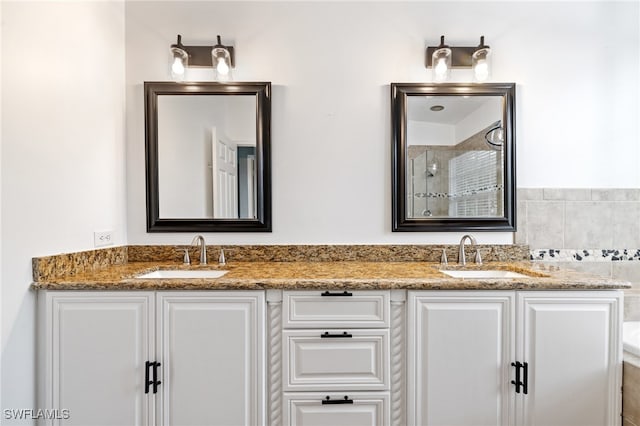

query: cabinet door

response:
[156,291,265,426]
[284,392,390,426]
[408,291,515,426]
[38,291,153,426]
[517,291,622,426]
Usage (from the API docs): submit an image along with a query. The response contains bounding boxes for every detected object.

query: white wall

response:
[225,96,257,143]
[408,120,455,146]
[1,2,126,422]
[126,1,639,246]
[455,98,502,144]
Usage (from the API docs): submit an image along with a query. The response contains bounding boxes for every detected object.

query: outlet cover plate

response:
[94,231,114,247]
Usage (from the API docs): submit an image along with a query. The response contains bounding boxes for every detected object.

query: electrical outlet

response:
[94,230,114,248]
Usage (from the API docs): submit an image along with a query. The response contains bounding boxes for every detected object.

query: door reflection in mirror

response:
[406,95,503,219]
[157,95,256,219]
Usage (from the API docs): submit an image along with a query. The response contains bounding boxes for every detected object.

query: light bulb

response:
[211,44,233,81]
[216,57,230,75]
[472,39,491,83]
[431,44,451,82]
[474,59,489,81]
[172,57,185,75]
[435,58,448,79]
[170,45,188,81]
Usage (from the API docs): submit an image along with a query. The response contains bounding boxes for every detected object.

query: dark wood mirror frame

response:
[391,82,516,232]
[144,81,272,232]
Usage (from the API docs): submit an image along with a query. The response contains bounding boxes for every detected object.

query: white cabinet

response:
[408,290,622,426]
[283,291,389,328]
[39,287,621,426]
[283,392,390,426]
[156,293,264,426]
[281,290,391,426]
[283,329,389,391]
[408,292,514,426]
[517,292,622,426]
[37,292,154,426]
[38,291,265,426]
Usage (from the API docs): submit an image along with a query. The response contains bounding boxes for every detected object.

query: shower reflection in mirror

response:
[406,95,504,218]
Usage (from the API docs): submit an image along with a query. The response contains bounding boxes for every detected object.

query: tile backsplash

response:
[518,188,640,319]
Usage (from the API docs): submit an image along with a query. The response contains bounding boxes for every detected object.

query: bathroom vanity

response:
[32,246,629,426]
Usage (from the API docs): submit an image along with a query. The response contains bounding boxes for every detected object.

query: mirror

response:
[145,81,271,232]
[391,83,516,232]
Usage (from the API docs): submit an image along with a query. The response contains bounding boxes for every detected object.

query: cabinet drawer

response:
[283,329,389,391]
[284,392,390,426]
[283,290,389,328]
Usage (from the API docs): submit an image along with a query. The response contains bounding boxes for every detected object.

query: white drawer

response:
[283,290,389,328]
[284,392,390,426]
[283,329,389,391]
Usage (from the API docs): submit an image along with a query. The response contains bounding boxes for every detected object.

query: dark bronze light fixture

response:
[426,36,492,82]
[169,34,235,81]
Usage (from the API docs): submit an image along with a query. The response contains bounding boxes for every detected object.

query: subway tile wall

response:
[517,188,640,320]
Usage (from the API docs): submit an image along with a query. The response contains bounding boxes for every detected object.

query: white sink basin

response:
[136,270,228,279]
[440,270,528,279]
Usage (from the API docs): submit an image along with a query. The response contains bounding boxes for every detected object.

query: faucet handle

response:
[475,249,482,265]
[440,249,448,265]
[179,249,190,265]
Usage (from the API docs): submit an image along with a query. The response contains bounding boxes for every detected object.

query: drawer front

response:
[283,290,389,328]
[284,392,390,426]
[283,329,389,391]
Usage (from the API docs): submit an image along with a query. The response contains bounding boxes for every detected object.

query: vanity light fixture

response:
[426,35,492,82]
[168,34,235,81]
[431,36,452,82]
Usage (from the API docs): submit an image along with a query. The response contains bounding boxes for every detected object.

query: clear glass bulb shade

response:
[212,47,233,81]
[170,47,188,81]
[432,47,451,82]
[472,47,491,82]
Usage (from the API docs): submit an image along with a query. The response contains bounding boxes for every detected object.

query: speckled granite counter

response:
[31,260,631,291]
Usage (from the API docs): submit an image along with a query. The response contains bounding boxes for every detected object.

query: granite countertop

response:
[31,261,631,291]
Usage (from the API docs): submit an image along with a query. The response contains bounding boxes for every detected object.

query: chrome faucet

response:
[458,234,482,266]
[191,235,207,265]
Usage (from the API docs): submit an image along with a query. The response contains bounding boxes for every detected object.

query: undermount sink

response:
[136,270,228,279]
[440,270,529,279]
